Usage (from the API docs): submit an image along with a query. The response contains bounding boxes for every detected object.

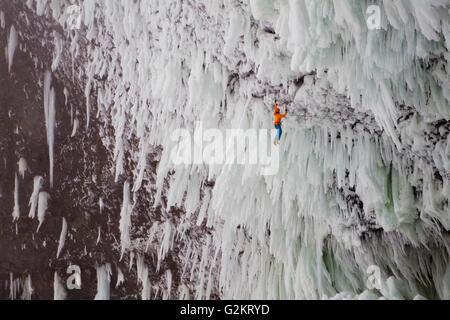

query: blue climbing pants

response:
[275,124,282,141]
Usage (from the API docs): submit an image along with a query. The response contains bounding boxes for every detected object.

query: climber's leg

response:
[275,124,282,140]
[274,124,282,145]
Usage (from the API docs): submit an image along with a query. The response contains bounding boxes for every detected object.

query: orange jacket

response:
[274,103,287,125]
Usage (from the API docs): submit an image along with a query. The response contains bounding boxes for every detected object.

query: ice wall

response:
[30,0,450,299]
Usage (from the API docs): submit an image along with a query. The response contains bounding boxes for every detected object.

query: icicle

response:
[136,254,151,300]
[129,251,135,272]
[51,32,63,71]
[7,25,18,73]
[63,87,69,106]
[71,118,79,137]
[85,79,92,130]
[11,173,20,222]
[0,11,5,29]
[141,273,151,300]
[157,221,172,272]
[21,275,33,300]
[28,176,43,219]
[56,218,67,258]
[43,71,56,188]
[119,181,132,259]
[96,226,101,244]
[94,264,112,300]
[163,270,172,300]
[9,273,16,300]
[53,272,67,300]
[18,158,27,179]
[36,192,49,232]
[115,267,124,288]
[99,197,104,213]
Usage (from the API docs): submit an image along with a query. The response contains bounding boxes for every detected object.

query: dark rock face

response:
[1,1,105,299]
[0,1,141,300]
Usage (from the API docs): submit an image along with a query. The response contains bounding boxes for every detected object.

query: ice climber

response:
[273,100,287,146]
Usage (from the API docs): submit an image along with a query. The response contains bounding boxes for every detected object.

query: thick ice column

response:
[53,272,67,300]
[94,264,112,300]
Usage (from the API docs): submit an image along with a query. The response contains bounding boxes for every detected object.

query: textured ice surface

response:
[17,0,450,300]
